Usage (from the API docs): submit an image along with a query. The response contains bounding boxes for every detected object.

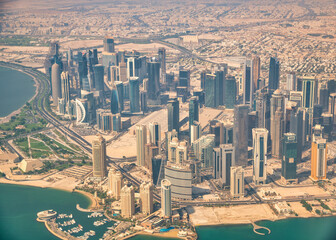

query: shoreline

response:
[0,64,40,124]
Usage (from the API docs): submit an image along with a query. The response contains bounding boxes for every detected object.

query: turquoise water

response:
[0,66,36,117]
[0,184,114,240]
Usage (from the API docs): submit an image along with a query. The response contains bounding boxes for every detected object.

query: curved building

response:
[51,62,61,105]
[164,163,192,200]
[75,99,87,123]
[111,86,120,114]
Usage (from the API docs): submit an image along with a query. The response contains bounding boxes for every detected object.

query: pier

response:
[76,204,104,213]
[250,221,271,235]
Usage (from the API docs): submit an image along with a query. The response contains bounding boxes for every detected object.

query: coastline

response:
[0,64,39,124]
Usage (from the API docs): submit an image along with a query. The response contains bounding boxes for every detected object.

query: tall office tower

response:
[302,76,318,109]
[270,90,285,157]
[176,141,188,165]
[136,125,147,167]
[165,163,192,200]
[252,56,260,93]
[58,98,66,114]
[140,182,154,215]
[152,155,164,185]
[205,73,217,108]
[328,79,336,94]
[268,57,280,92]
[248,111,257,147]
[168,137,179,163]
[61,71,70,111]
[103,36,115,53]
[140,91,147,113]
[289,91,303,107]
[115,81,124,112]
[111,86,120,115]
[252,128,268,184]
[329,93,336,125]
[158,48,166,83]
[51,62,62,105]
[313,104,323,125]
[119,55,127,83]
[129,77,140,113]
[234,105,249,166]
[161,179,172,218]
[215,70,225,106]
[192,134,215,168]
[126,57,135,79]
[311,125,327,181]
[179,69,190,89]
[189,97,199,128]
[321,113,333,141]
[147,60,160,100]
[167,98,180,133]
[286,72,297,91]
[145,143,159,170]
[319,85,329,112]
[255,89,271,130]
[281,133,297,183]
[108,169,123,199]
[190,122,201,144]
[92,135,107,179]
[213,144,235,186]
[113,114,122,132]
[93,64,104,91]
[230,166,244,198]
[149,122,161,147]
[210,121,225,146]
[200,70,208,89]
[120,185,135,218]
[96,109,112,132]
[224,76,236,109]
[193,89,205,106]
[243,59,252,105]
[110,65,119,85]
[224,123,234,144]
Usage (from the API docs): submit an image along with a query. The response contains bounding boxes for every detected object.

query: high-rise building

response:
[243,59,252,105]
[189,97,199,128]
[230,166,244,198]
[318,85,329,112]
[161,179,172,218]
[252,56,260,93]
[167,98,179,133]
[282,133,297,183]
[268,57,280,92]
[179,69,190,89]
[311,125,327,181]
[136,125,147,167]
[290,108,304,162]
[103,36,115,53]
[270,90,285,158]
[145,143,159,171]
[234,105,249,166]
[286,72,297,91]
[93,64,104,91]
[147,60,160,100]
[205,73,217,108]
[111,86,120,114]
[190,122,201,144]
[168,137,179,163]
[213,144,235,186]
[108,169,123,199]
[140,91,147,113]
[120,185,135,218]
[192,134,215,168]
[165,163,192,200]
[158,48,166,83]
[61,71,70,113]
[176,141,188,165]
[96,109,112,132]
[252,128,268,184]
[255,89,271,130]
[52,62,62,105]
[210,121,224,147]
[224,76,236,109]
[140,182,154,215]
[152,155,164,186]
[129,77,140,113]
[329,93,336,125]
[215,69,225,106]
[92,135,107,179]
[115,81,124,112]
[149,122,161,147]
[302,76,317,109]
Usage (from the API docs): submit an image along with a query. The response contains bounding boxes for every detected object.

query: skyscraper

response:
[252,56,260,93]
[149,122,161,147]
[270,90,285,158]
[161,179,172,218]
[147,60,160,100]
[52,62,62,105]
[268,57,280,92]
[224,76,236,109]
[213,144,235,186]
[103,36,115,53]
[136,125,147,167]
[190,122,201,144]
[120,185,135,218]
[108,169,123,199]
[140,91,147,113]
[140,182,154,215]
[230,166,244,198]
[302,76,317,109]
[111,86,120,114]
[179,69,190,89]
[167,98,179,133]
[145,143,159,170]
[243,59,252,105]
[205,74,217,108]
[189,97,199,128]
[286,72,297,91]
[234,105,249,166]
[158,48,166,83]
[115,81,124,112]
[252,128,268,185]
[329,93,336,125]
[129,77,140,113]
[61,71,70,113]
[215,70,225,106]
[93,64,104,91]
[92,135,107,179]
[282,133,297,183]
[255,89,271,130]
[311,125,327,181]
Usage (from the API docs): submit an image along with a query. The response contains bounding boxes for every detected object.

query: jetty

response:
[250,221,271,235]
